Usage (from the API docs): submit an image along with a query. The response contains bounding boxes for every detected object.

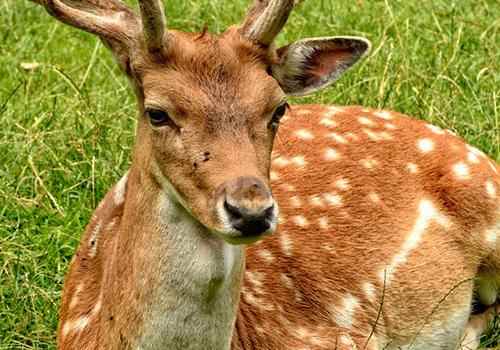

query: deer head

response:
[32,0,370,244]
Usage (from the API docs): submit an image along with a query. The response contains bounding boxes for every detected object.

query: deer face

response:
[34,0,370,244]
[135,31,284,243]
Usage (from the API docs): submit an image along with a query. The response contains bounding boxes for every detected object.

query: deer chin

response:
[210,224,277,246]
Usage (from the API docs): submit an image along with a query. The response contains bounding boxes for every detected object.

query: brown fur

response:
[234,105,500,349]
[32,1,500,349]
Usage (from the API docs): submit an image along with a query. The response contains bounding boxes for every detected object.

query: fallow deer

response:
[30,0,500,349]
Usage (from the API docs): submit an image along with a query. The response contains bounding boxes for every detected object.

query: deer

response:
[29,0,500,349]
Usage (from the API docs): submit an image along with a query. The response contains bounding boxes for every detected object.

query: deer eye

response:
[269,102,289,129]
[146,109,178,129]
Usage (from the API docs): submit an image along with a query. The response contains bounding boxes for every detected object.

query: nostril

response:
[223,200,274,236]
[224,200,243,220]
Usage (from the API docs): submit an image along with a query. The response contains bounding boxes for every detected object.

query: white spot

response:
[322,244,335,253]
[255,326,265,334]
[280,231,293,256]
[331,294,359,329]
[241,284,275,310]
[62,316,90,338]
[69,284,84,309]
[467,152,480,164]
[453,162,470,180]
[406,163,419,174]
[114,173,128,205]
[245,271,264,288]
[309,195,325,207]
[360,158,379,169]
[381,199,450,284]
[417,138,435,153]
[368,192,381,204]
[363,282,376,302]
[281,183,296,192]
[295,109,312,116]
[328,132,348,144]
[488,161,498,174]
[334,178,350,191]
[379,131,394,140]
[484,222,499,248]
[258,249,275,263]
[324,193,343,207]
[318,217,330,230]
[290,196,303,207]
[358,116,376,126]
[485,180,496,198]
[466,144,486,158]
[384,123,397,130]
[324,147,341,161]
[296,327,312,339]
[340,335,356,347]
[486,230,497,247]
[280,273,294,289]
[373,111,393,120]
[280,276,303,302]
[426,124,445,135]
[292,215,309,227]
[92,296,102,316]
[274,156,290,167]
[326,106,343,116]
[363,128,382,141]
[291,155,307,167]
[270,171,280,181]
[320,118,337,128]
[295,129,314,140]
[88,222,101,258]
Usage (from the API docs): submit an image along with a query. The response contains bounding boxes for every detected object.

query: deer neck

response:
[115,167,245,349]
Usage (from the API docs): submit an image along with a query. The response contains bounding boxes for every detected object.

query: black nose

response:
[224,200,274,236]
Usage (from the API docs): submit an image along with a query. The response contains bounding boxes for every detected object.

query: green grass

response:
[0,0,499,348]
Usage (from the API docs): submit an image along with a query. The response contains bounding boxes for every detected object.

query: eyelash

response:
[146,108,179,131]
[269,102,289,129]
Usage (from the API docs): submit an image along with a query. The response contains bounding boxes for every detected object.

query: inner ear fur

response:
[270,36,371,97]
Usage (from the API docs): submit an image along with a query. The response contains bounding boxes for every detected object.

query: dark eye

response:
[269,103,288,129]
[146,109,178,129]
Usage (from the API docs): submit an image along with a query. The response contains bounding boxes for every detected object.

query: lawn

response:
[0,0,499,348]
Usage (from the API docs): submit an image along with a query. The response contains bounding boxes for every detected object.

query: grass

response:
[0,0,499,348]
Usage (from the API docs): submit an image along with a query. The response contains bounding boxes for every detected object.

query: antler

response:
[30,0,137,42]
[138,0,167,53]
[241,0,296,47]
[30,0,168,55]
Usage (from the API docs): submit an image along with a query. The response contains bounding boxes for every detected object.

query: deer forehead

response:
[140,31,283,114]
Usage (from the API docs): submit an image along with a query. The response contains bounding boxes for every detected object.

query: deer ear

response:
[270,36,371,97]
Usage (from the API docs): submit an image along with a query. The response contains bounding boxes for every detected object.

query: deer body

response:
[29,0,500,349]
[235,105,500,350]
[59,105,500,350]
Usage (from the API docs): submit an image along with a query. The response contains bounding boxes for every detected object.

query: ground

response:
[0,0,499,348]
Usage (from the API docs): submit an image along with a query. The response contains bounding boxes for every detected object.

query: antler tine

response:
[30,0,135,41]
[241,0,296,47]
[138,0,167,54]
